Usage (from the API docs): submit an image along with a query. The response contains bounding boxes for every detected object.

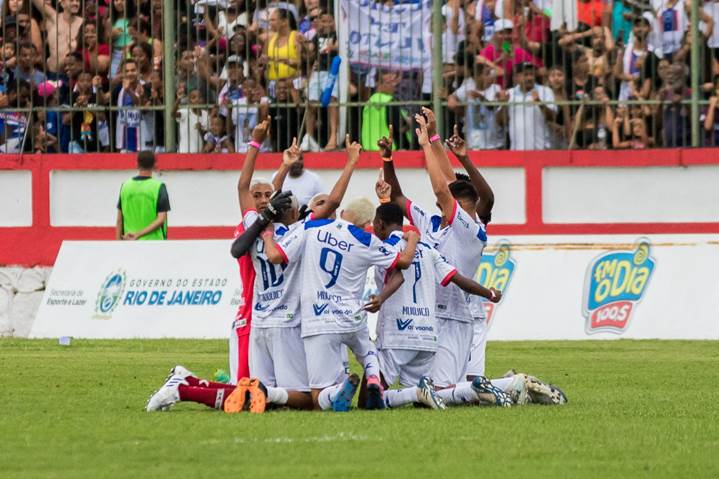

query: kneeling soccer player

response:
[369,197,508,409]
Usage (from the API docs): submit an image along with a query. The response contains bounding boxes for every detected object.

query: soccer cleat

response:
[507,373,530,405]
[246,378,268,414]
[526,376,568,405]
[146,374,188,412]
[416,376,446,410]
[365,375,386,410]
[169,365,194,380]
[223,377,251,413]
[471,376,513,408]
[332,374,360,412]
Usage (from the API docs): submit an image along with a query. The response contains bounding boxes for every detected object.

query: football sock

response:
[436,382,478,405]
[178,385,235,409]
[317,384,342,411]
[267,386,289,405]
[361,349,381,379]
[490,377,513,391]
[384,387,418,408]
[184,375,229,389]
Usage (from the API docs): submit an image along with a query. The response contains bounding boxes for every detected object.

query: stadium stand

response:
[0,0,716,153]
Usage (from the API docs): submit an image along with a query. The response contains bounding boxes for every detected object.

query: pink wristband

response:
[429,134,441,143]
[248,140,261,150]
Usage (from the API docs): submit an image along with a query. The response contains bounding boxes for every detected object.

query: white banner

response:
[30,235,719,340]
[340,0,432,71]
[30,241,241,339]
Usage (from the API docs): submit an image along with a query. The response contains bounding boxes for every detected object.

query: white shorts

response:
[429,319,473,388]
[465,318,489,377]
[249,326,310,392]
[308,70,339,102]
[303,326,375,389]
[379,348,435,388]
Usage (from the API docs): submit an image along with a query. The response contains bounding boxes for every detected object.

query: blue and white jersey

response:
[407,199,487,323]
[116,87,150,152]
[244,211,301,328]
[375,231,456,352]
[277,218,400,337]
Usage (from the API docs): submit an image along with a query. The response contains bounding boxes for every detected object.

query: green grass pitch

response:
[1,339,717,478]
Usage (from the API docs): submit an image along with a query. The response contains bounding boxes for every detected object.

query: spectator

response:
[175,86,211,153]
[473,0,498,43]
[108,0,137,78]
[31,0,83,77]
[268,78,301,151]
[131,41,155,83]
[229,77,270,152]
[116,151,170,241]
[497,61,556,150]
[448,58,506,149]
[659,62,691,146]
[361,70,404,151]
[176,49,212,102]
[262,8,302,92]
[614,17,660,101]
[571,85,614,149]
[113,58,151,152]
[442,0,466,68]
[0,80,31,153]
[271,146,324,205]
[215,55,244,116]
[76,22,111,78]
[612,107,653,148]
[2,0,42,54]
[37,80,62,153]
[128,16,163,71]
[68,72,102,153]
[12,42,45,85]
[203,114,235,152]
[546,65,572,148]
[479,18,539,89]
[305,11,339,151]
[577,0,610,28]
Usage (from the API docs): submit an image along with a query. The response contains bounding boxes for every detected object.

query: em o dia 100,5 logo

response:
[475,240,516,326]
[582,239,655,334]
[95,270,126,318]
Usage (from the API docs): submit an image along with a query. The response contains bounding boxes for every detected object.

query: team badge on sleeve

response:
[475,241,515,325]
[583,239,655,335]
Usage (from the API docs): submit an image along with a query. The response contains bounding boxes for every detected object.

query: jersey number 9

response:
[319,247,343,288]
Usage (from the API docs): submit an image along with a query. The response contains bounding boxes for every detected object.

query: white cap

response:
[494,19,514,31]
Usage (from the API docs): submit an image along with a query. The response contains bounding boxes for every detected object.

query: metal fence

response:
[0,0,715,153]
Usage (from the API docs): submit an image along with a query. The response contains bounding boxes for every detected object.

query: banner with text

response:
[30,241,240,338]
[340,0,432,70]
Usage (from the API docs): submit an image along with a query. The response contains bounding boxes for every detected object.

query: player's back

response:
[247,220,301,328]
[374,232,456,352]
[294,218,399,337]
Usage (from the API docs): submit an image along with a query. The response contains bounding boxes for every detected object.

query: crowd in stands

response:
[2,0,719,153]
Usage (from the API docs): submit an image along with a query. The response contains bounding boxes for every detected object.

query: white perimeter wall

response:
[0,164,697,226]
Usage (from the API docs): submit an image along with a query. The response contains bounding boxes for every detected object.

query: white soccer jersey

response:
[277,218,400,337]
[406,199,487,322]
[244,211,301,328]
[375,231,457,352]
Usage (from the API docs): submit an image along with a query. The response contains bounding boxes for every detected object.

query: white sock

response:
[361,349,381,379]
[490,377,513,392]
[384,387,418,408]
[266,386,288,405]
[436,382,479,405]
[317,384,342,411]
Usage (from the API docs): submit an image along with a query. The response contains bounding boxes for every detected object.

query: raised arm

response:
[231,191,294,258]
[272,137,300,192]
[446,124,494,223]
[379,125,409,216]
[238,117,271,213]
[311,135,361,219]
[416,115,455,220]
[31,0,56,18]
[450,273,502,303]
[421,107,456,183]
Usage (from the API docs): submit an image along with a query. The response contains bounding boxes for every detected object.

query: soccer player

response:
[382,110,491,389]
[262,140,419,411]
[223,135,369,413]
[372,140,509,409]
